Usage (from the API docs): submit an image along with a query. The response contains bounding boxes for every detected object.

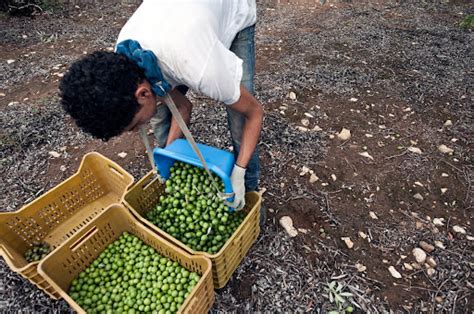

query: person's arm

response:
[165,88,193,146]
[228,85,264,168]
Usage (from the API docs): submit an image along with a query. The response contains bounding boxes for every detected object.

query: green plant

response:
[325,281,355,314]
[460,14,474,30]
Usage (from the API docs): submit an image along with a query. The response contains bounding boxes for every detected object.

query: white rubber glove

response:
[229,164,246,211]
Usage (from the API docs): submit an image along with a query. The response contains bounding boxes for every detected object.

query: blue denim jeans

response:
[151,25,259,192]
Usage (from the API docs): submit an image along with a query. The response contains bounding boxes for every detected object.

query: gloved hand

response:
[228,164,246,211]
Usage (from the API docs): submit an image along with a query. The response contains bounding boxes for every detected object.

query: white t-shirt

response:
[116,0,256,105]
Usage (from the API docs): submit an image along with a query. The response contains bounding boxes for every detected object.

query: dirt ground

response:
[1,0,473,313]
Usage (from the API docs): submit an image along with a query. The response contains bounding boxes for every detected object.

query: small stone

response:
[369,211,378,220]
[297,228,309,234]
[60,165,67,172]
[414,181,424,187]
[289,91,297,100]
[419,241,435,253]
[312,125,323,131]
[388,266,402,279]
[438,144,454,154]
[268,208,275,213]
[359,151,374,160]
[300,166,310,176]
[427,268,436,277]
[433,218,445,226]
[321,182,329,186]
[441,173,449,177]
[0,93,5,97]
[279,216,298,237]
[331,174,337,181]
[452,225,466,234]
[365,133,373,138]
[341,237,354,249]
[403,263,413,270]
[355,263,366,272]
[301,119,310,127]
[48,151,61,158]
[415,221,424,229]
[349,97,358,102]
[304,112,314,118]
[443,120,452,127]
[408,147,422,154]
[440,188,447,195]
[466,235,474,241]
[358,231,367,239]
[296,126,309,132]
[413,248,427,264]
[337,128,351,141]
[435,296,443,304]
[7,59,15,64]
[426,257,437,268]
[413,193,424,201]
[118,152,128,158]
[434,241,445,249]
[309,173,319,183]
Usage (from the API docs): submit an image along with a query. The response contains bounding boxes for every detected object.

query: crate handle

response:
[0,244,14,262]
[141,176,158,191]
[69,226,98,252]
[108,164,125,179]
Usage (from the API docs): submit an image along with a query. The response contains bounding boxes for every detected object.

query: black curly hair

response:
[59,51,146,141]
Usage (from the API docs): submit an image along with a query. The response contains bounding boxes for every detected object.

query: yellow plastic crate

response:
[123,171,261,288]
[38,205,215,314]
[0,152,134,299]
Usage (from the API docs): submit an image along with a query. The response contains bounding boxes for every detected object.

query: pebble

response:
[304,112,314,118]
[48,151,61,158]
[408,147,422,154]
[299,166,310,176]
[309,173,319,183]
[388,266,402,279]
[369,211,378,219]
[419,241,435,253]
[403,263,413,270]
[296,126,309,132]
[452,225,466,234]
[434,241,445,249]
[337,128,351,141]
[427,268,436,277]
[355,263,367,272]
[301,119,310,127]
[118,152,127,158]
[443,120,452,127]
[331,174,337,181]
[435,296,444,304]
[438,144,454,154]
[412,248,427,264]
[0,92,5,97]
[413,193,424,201]
[7,59,15,64]
[432,218,445,226]
[341,237,354,249]
[359,151,374,160]
[60,165,67,172]
[349,97,358,102]
[426,257,437,268]
[358,231,367,239]
[289,91,297,100]
[312,125,323,132]
[279,216,298,237]
[440,188,448,194]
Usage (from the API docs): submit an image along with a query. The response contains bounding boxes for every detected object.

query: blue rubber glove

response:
[229,164,246,211]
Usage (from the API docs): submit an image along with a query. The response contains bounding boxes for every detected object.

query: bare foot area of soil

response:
[1,1,472,312]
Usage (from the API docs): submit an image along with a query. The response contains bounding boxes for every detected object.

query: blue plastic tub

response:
[153,139,235,206]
